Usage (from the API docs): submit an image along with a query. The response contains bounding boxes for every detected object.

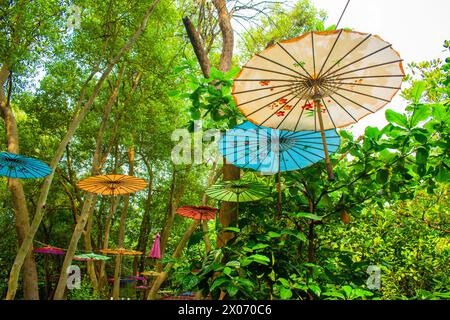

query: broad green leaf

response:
[280,287,293,299]
[248,254,270,265]
[294,212,323,221]
[342,285,353,298]
[432,103,446,121]
[182,274,199,290]
[386,109,408,128]
[309,284,321,297]
[226,284,239,297]
[252,243,269,250]
[413,133,427,144]
[226,261,241,268]
[224,67,241,79]
[365,126,381,140]
[168,90,180,97]
[411,81,426,103]
[436,166,450,183]
[268,231,281,238]
[416,147,429,164]
[222,227,240,233]
[210,278,229,291]
[376,169,390,184]
[410,104,431,127]
[223,267,232,275]
[278,278,289,287]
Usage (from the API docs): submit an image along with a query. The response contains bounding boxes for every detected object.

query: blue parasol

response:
[0,152,51,179]
[219,121,341,175]
[219,122,341,214]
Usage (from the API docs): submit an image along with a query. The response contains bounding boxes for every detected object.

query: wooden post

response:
[315,99,335,181]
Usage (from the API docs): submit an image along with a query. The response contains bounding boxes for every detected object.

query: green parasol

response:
[206,180,270,215]
[74,253,111,261]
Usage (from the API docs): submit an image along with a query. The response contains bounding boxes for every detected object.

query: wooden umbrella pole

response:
[315,99,335,181]
[277,155,282,217]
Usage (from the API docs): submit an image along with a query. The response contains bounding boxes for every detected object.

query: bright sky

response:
[309,0,450,135]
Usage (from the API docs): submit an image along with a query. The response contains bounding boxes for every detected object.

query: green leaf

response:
[278,278,289,287]
[248,254,270,265]
[376,169,390,184]
[342,285,353,298]
[210,67,223,80]
[365,126,381,140]
[223,267,232,275]
[280,287,293,299]
[413,133,428,144]
[182,274,199,290]
[432,104,446,121]
[226,284,239,297]
[251,243,269,250]
[268,231,281,238]
[416,147,429,164]
[210,278,229,291]
[189,107,201,120]
[224,67,241,79]
[410,104,431,127]
[436,166,450,183]
[222,227,240,233]
[168,90,180,97]
[411,81,426,103]
[386,109,408,128]
[293,212,323,221]
[226,261,241,268]
[309,284,321,297]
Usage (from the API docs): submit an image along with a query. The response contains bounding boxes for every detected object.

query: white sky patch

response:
[310,0,450,135]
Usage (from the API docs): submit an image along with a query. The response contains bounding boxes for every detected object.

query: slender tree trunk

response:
[147,220,200,300]
[185,1,239,248]
[98,196,120,290]
[158,167,177,266]
[112,146,134,300]
[83,199,99,289]
[52,63,126,300]
[6,0,161,299]
[213,0,240,247]
[0,64,40,300]
[133,164,153,274]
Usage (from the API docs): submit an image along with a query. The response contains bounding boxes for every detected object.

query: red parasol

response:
[175,206,218,221]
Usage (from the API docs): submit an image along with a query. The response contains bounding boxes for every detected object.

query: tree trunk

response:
[212,0,240,247]
[112,146,134,300]
[98,196,120,290]
[52,62,126,300]
[133,164,153,274]
[0,64,40,301]
[83,199,99,289]
[147,220,200,300]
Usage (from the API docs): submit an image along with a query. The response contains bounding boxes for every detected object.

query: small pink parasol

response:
[34,245,65,255]
[148,233,161,259]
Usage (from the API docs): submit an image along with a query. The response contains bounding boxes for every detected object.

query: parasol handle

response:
[315,99,335,181]
[277,155,282,217]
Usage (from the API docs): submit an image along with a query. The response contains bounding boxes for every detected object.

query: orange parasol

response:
[77,174,147,196]
[98,247,143,256]
[176,206,218,221]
